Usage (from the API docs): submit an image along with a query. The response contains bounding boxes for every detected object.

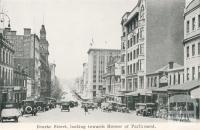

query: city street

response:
[17,106,169,123]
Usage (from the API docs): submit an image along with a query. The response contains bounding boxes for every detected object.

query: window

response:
[136,33,139,43]
[127,53,129,61]
[173,74,176,85]
[192,67,195,80]
[133,36,136,45]
[139,59,144,71]
[133,50,136,59]
[127,40,129,48]
[192,44,195,56]
[140,44,144,54]
[199,15,200,28]
[192,17,195,30]
[130,38,132,47]
[133,63,136,73]
[198,43,200,55]
[127,65,129,74]
[186,20,190,33]
[130,52,132,60]
[187,68,189,80]
[139,76,144,89]
[130,64,132,74]
[178,73,180,84]
[198,66,200,80]
[140,27,144,39]
[187,46,189,58]
[140,5,144,19]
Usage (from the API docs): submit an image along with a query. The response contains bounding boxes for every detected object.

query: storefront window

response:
[187,102,194,111]
[170,102,176,111]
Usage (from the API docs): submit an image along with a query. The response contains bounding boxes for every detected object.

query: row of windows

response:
[127,59,144,74]
[127,44,144,61]
[0,66,13,86]
[186,14,200,33]
[186,42,200,58]
[0,47,14,66]
[186,66,200,81]
[169,72,184,86]
[147,76,158,88]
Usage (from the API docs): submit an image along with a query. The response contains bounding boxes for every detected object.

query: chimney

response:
[24,28,31,36]
[169,61,174,69]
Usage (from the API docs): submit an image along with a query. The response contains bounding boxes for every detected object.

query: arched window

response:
[140,5,144,19]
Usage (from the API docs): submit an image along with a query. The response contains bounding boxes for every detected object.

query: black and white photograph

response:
[0,0,200,129]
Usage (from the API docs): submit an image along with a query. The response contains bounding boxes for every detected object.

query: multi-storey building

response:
[39,25,51,98]
[13,65,28,103]
[121,0,185,100]
[5,28,41,99]
[103,56,122,103]
[87,48,120,99]
[50,63,56,97]
[183,0,200,82]
[82,63,89,98]
[0,28,14,104]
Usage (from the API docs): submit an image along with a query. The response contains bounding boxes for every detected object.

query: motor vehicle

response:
[1,102,21,122]
[35,101,46,112]
[21,100,37,116]
[117,104,129,113]
[136,103,156,116]
[101,102,112,112]
[61,102,70,112]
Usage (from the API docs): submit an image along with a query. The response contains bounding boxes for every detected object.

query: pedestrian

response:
[84,105,88,116]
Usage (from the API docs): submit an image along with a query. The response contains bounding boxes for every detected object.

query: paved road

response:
[17,106,170,123]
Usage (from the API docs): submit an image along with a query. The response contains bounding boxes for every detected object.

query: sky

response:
[1,0,191,80]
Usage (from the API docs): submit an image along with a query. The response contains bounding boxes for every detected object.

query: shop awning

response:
[152,86,170,93]
[125,89,152,96]
[168,80,200,91]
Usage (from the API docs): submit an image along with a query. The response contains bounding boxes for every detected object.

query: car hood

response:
[1,108,20,117]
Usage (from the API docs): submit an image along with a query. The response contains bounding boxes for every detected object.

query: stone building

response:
[39,25,51,98]
[121,0,185,98]
[87,48,120,99]
[0,29,14,104]
[4,28,41,99]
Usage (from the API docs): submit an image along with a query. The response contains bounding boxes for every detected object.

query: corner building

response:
[120,0,185,99]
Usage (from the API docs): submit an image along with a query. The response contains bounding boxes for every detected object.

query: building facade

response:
[82,63,89,98]
[87,48,120,99]
[5,28,41,99]
[0,29,14,105]
[50,63,56,97]
[183,0,200,82]
[39,25,51,98]
[121,0,185,97]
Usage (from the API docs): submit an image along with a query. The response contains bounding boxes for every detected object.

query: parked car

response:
[21,100,37,116]
[35,101,46,112]
[117,104,129,113]
[136,103,156,116]
[1,102,21,122]
[61,102,70,112]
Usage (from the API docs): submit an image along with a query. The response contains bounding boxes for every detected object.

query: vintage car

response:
[117,104,129,113]
[61,102,70,112]
[136,103,156,116]
[101,102,112,112]
[1,102,21,122]
[35,101,46,112]
[21,100,37,116]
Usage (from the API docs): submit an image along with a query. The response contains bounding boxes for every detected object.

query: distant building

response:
[82,63,89,98]
[50,63,56,97]
[39,25,51,98]
[87,48,120,99]
[103,56,122,103]
[121,0,185,100]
